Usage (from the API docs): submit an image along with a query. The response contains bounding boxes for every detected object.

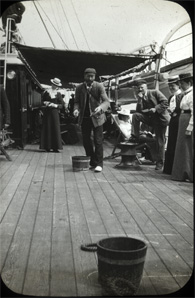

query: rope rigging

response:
[59,0,79,50]
[33,0,56,48]
[70,0,90,51]
[57,0,68,47]
[34,0,69,49]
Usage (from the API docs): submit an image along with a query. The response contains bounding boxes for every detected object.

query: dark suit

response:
[131,89,170,166]
[0,85,11,130]
[74,81,110,167]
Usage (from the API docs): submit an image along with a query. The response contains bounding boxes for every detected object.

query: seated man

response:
[117,108,131,139]
[130,79,170,170]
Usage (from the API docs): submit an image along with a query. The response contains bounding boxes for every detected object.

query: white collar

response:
[174,89,181,95]
[184,86,193,95]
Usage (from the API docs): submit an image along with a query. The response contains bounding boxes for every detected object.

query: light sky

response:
[1,0,193,63]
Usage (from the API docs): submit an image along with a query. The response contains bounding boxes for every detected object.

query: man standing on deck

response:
[129,79,170,171]
[73,68,110,172]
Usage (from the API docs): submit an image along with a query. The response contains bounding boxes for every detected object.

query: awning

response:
[15,44,150,87]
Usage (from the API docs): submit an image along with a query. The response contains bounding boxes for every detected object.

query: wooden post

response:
[115,77,119,106]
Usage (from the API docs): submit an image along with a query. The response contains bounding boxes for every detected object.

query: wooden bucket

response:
[97,237,147,296]
[72,156,90,171]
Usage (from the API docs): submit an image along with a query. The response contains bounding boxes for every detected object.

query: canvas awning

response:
[15,43,151,87]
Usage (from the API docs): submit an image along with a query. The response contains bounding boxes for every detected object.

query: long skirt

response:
[163,115,179,174]
[171,113,193,182]
[40,108,62,150]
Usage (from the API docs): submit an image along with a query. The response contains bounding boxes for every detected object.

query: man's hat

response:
[117,108,130,116]
[179,73,193,81]
[168,75,179,84]
[132,78,147,86]
[84,68,96,75]
[50,78,62,87]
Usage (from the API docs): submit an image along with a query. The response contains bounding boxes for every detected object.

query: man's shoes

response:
[155,163,163,170]
[94,166,102,172]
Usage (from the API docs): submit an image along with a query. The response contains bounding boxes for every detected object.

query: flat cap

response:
[132,78,147,86]
[84,68,96,75]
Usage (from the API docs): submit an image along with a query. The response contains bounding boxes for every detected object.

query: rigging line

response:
[36,0,69,49]
[50,0,67,49]
[166,32,192,44]
[59,0,79,50]
[166,43,192,52]
[33,0,56,48]
[70,0,90,50]
[57,0,68,46]
[161,56,172,64]
[49,0,61,35]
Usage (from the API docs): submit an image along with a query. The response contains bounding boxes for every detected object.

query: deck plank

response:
[0,143,193,297]
[50,153,77,297]
[1,151,46,293]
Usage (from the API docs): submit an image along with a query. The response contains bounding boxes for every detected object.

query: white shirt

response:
[169,89,181,112]
[46,87,60,99]
[180,86,193,131]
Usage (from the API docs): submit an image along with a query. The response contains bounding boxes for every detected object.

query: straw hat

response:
[50,78,62,87]
[117,108,130,116]
[168,75,179,84]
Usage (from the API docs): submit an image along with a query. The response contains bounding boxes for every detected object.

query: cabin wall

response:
[5,64,42,148]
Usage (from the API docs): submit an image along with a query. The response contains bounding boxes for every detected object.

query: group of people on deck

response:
[35,68,193,182]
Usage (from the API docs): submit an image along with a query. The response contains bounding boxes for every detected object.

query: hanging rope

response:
[33,0,56,48]
[166,32,192,44]
[70,0,90,51]
[49,0,61,37]
[36,0,69,49]
[57,0,68,47]
[59,0,79,50]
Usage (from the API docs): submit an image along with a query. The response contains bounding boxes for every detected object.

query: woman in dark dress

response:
[171,73,193,182]
[163,76,183,174]
[40,78,64,152]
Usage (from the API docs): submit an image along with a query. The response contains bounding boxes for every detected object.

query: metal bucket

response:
[97,237,147,296]
[72,156,90,171]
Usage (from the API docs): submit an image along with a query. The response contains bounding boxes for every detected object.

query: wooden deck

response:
[0,140,193,296]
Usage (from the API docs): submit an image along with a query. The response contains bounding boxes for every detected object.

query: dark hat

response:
[179,73,193,81]
[132,78,147,86]
[84,68,96,75]
[168,75,179,84]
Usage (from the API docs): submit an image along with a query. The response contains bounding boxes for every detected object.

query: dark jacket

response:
[74,81,110,127]
[168,92,183,116]
[0,85,11,130]
[136,89,171,126]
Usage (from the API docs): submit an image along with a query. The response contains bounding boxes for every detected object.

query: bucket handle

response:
[80,243,97,252]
